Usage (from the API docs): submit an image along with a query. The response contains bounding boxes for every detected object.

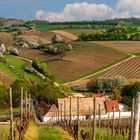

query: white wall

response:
[42,111,132,122]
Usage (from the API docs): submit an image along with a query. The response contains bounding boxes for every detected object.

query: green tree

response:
[122,82,140,107]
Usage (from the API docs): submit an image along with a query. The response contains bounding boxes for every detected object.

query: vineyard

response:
[97,57,140,81]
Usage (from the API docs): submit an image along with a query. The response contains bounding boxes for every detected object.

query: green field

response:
[80,128,129,140]
[0,54,43,83]
[24,122,72,140]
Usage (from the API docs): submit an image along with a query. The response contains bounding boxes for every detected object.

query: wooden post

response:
[98,103,101,129]
[89,107,91,127]
[69,97,72,125]
[133,92,140,140]
[20,87,23,125]
[58,106,59,122]
[10,88,14,140]
[112,103,115,136]
[77,97,80,140]
[25,92,28,118]
[64,100,66,121]
[92,98,96,140]
[60,103,62,122]
[28,94,31,118]
[130,98,134,140]
[118,110,121,134]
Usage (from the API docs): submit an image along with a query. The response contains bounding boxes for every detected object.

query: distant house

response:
[39,101,58,122]
[57,97,106,120]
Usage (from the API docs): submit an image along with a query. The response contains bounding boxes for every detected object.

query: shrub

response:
[0,43,6,53]
[32,59,55,80]
[10,48,19,56]
[51,34,62,43]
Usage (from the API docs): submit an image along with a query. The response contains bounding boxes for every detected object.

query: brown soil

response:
[97,57,140,80]
[94,41,140,53]
[19,42,125,81]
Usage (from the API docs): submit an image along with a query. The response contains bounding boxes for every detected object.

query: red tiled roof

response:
[105,100,119,112]
[39,101,58,117]
[92,93,104,98]
[39,101,51,116]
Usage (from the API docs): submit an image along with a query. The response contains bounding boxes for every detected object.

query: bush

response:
[10,48,19,56]
[0,43,6,53]
[51,34,62,43]
[32,59,55,80]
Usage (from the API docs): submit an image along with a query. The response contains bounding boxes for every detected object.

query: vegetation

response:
[24,122,72,140]
[0,125,9,140]
[80,128,129,140]
[122,82,140,107]
[34,18,140,32]
[79,27,140,41]
[32,59,56,80]
[87,76,125,92]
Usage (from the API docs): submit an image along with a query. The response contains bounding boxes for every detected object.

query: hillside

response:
[19,42,126,82]
[0,54,43,83]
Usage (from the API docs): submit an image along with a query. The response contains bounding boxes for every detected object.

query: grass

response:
[24,122,72,140]
[0,107,19,115]
[0,125,9,140]
[1,54,43,83]
[63,29,99,36]
[0,61,18,80]
[79,128,129,140]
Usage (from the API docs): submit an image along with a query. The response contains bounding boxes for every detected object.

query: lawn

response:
[0,54,43,83]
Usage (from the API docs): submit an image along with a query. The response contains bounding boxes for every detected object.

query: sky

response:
[0,0,140,22]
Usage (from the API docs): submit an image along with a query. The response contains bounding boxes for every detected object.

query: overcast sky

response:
[0,0,140,22]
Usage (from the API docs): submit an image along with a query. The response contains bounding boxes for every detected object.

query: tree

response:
[0,43,6,53]
[112,88,122,101]
[0,83,9,109]
[122,82,140,107]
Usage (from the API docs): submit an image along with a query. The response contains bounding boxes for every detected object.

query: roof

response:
[39,101,58,117]
[92,93,104,98]
[57,97,106,116]
[105,100,119,113]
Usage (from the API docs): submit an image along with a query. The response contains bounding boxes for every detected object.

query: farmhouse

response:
[39,101,58,122]
[58,97,107,120]
[39,96,131,122]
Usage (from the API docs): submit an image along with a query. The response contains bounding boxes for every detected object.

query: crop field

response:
[24,30,78,43]
[94,41,140,53]
[96,56,140,81]
[63,29,98,36]
[19,42,126,82]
